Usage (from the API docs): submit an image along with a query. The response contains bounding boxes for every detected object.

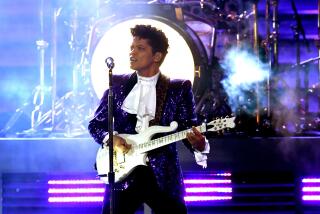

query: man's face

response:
[129,37,160,75]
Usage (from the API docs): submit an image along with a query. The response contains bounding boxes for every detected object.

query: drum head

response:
[90,16,208,99]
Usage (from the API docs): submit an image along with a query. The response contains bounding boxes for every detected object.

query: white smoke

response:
[221,47,270,112]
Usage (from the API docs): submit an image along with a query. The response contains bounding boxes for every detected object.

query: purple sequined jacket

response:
[88,73,198,202]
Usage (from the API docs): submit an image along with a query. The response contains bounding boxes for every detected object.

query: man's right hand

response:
[113,135,132,154]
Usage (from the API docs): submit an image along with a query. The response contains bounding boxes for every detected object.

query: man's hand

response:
[113,135,132,154]
[186,126,206,152]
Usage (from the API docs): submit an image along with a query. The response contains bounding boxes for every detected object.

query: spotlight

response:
[89,14,208,98]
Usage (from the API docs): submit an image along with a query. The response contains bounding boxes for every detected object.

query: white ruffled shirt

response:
[121,72,210,168]
[122,72,159,133]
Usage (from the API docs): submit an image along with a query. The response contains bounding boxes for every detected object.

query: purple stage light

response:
[48,172,233,203]
[48,196,103,203]
[302,195,320,201]
[302,187,320,192]
[185,187,232,193]
[184,179,231,184]
[48,179,104,185]
[301,177,320,203]
[48,178,106,203]
[183,173,232,203]
[184,196,232,202]
[48,188,105,193]
[302,178,320,183]
[213,172,232,176]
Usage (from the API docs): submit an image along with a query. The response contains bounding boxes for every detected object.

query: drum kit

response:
[1,0,319,137]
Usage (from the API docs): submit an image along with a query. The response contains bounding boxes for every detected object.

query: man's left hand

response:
[186,126,206,152]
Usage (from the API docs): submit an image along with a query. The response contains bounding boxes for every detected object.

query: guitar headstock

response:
[207,116,236,132]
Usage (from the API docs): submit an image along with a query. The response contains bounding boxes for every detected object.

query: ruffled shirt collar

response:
[121,72,160,133]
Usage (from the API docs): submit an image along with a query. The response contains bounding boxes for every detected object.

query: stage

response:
[1,0,320,213]
[1,136,320,213]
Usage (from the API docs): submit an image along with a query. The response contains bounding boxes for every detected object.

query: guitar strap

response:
[149,73,170,126]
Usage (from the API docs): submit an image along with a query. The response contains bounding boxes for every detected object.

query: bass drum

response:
[90,15,209,99]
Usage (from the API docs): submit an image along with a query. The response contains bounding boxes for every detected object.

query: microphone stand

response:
[51,7,61,131]
[291,0,310,129]
[252,1,260,127]
[271,0,279,71]
[261,0,273,121]
[264,0,271,118]
[32,0,49,131]
[106,59,115,214]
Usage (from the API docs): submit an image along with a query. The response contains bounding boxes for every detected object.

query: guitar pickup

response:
[116,153,125,164]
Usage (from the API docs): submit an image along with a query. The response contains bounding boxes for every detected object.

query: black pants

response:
[101,165,187,214]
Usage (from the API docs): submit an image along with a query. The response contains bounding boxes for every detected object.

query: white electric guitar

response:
[96,116,235,184]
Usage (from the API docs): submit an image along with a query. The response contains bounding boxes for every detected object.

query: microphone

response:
[105,57,115,69]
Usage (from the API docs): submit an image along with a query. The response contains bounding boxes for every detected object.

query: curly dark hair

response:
[130,24,169,64]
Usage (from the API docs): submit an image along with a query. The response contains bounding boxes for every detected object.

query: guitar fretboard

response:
[136,124,206,153]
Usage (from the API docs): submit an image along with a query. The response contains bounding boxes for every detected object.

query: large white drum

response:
[90,15,208,99]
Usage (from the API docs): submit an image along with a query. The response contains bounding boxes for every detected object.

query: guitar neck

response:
[137,124,206,153]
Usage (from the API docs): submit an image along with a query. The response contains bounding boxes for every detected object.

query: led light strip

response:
[184,196,232,202]
[48,179,104,185]
[185,187,232,193]
[184,179,232,184]
[48,176,232,203]
[301,177,320,202]
[48,196,103,202]
[48,188,105,193]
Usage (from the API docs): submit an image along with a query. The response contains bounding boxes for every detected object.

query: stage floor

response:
[1,136,320,174]
[1,136,320,213]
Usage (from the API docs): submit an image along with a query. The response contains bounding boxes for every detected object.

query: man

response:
[88,24,210,214]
